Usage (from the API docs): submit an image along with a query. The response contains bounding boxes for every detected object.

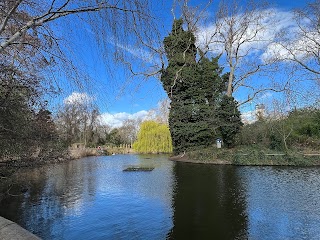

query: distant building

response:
[255,104,265,120]
[241,104,266,125]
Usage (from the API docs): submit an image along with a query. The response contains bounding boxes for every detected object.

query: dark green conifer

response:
[218,96,243,148]
[161,19,231,153]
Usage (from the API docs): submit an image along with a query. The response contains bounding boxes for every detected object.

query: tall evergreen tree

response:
[218,96,243,148]
[161,19,228,153]
[162,19,196,153]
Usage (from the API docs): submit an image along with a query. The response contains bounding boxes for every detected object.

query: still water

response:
[1,154,320,239]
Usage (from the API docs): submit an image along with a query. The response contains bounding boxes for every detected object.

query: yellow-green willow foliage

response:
[133,121,173,153]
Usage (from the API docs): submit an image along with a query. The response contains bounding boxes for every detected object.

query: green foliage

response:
[161,19,232,153]
[232,146,319,166]
[239,107,320,151]
[108,128,123,146]
[163,19,197,70]
[269,133,283,150]
[133,121,173,153]
[218,96,243,148]
[288,108,320,137]
[184,145,319,167]
[186,147,234,163]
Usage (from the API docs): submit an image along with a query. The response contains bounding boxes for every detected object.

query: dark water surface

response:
[1,155,320,239]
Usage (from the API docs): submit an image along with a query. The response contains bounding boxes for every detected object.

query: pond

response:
[1,154,320,239]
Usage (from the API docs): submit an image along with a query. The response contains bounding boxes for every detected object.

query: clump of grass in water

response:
[123,166,154,171]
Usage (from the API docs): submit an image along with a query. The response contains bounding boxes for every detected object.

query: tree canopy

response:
[161,19,242,153]
[133,121,173,154]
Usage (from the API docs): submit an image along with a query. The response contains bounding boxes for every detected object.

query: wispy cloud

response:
[261,30,320,63]
[116,43,157,64]
[196,8,297,62]
[107,37,162,66]
[259,92,273,100]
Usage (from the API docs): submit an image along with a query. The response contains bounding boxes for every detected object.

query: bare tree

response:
[0,0,162,157]
[55,96,100,146]
[179,0,289,105]
[0,0,160,92]
[264,0,320,82]
[1,0,154,51]
[117,119,140,145]
[209,0,275,97]
[265,98,295,152]
[144,98,170,124]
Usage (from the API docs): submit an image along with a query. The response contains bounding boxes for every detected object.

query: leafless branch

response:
[0,0,23,35]
[239,85,288,106]
[0,1,149,53]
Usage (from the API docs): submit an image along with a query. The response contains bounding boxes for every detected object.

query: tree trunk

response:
[227,67,234,97]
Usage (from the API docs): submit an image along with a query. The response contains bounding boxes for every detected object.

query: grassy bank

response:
[180,146,320,166]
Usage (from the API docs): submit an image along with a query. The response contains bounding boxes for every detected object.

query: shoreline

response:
[169,150,320,167]
[169,154,232,165]
[0,216,40,240]
[2,149,320,177]
[169,157,320,167]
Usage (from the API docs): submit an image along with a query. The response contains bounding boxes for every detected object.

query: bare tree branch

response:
[271,0,320,78]
[0,0,23,35]
[239,84,288,106]
[0,2,147,53]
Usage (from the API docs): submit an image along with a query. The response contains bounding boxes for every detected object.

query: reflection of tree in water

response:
[0,158,98,239]
[167,163,248,239]
[0,167,56,237]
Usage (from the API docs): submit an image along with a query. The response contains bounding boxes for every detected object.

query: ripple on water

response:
[239,166,320,240]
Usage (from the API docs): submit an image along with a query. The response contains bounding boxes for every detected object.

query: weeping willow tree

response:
[133,121,173,153]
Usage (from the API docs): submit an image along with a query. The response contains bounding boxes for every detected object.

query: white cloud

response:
[241,110,256,124]
[99,110,149,128]
[261,30,320,63]
[64,92,94,105]
[118,44,156,63]
[196,8,297,61]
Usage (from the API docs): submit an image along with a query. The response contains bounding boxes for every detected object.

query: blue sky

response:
[49,0,315,127]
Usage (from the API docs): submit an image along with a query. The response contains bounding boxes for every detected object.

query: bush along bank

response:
[232,147,320,166]
[171,108,320,166]
[176,146,320,167]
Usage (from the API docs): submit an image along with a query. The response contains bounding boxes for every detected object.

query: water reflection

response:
[0,155,175,239]
[168,163,248,239]
[1,157,320,239]
[1,159,99,238]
